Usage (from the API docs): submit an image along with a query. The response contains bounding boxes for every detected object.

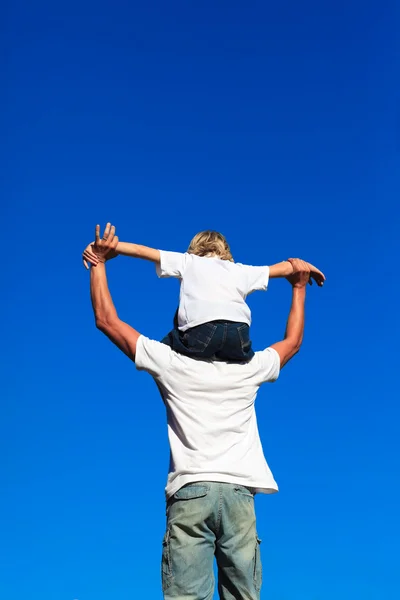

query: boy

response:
[83,227,325,361]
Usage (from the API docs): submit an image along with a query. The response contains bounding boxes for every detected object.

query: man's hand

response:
[82,242,100,269]
[286,258,311,288]
[82,223,119,269]
[287,258,325,287]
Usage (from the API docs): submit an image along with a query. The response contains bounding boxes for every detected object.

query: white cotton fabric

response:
[156,251,270,331]
[135,335,280,499]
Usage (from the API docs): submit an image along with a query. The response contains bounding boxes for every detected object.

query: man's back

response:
[136,336,281,498]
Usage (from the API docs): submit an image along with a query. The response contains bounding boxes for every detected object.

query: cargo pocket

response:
[233,484,254,501]
[174,483,210,501]
[161,528,173,591]
[253,536,262,592]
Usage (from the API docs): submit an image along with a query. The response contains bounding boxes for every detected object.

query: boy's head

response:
[187,230,233,262]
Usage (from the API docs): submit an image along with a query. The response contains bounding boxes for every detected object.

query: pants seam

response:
[216,483,223,534]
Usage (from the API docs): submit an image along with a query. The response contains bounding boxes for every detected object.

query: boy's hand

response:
[82,223,119,269]
[287,258,325,287]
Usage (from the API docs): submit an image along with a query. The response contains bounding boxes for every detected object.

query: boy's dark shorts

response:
[161,320,254,362]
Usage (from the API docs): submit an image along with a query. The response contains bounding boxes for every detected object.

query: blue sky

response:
[2,1,398,599]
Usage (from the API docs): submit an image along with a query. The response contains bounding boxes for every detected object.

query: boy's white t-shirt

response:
[135,335,281,499]
[156,251,270,331]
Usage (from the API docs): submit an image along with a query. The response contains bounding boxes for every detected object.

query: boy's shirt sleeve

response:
[156,251,188,279]
[240,264,270,294]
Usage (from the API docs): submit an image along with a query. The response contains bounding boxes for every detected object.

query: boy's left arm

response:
[269,261,293,278]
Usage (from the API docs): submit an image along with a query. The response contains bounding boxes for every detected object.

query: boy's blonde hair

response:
[187,230,234,262]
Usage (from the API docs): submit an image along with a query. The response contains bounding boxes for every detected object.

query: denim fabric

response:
[161,481,262,600]
[161,321,254,362]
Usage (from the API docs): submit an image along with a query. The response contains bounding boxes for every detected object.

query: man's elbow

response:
[290,342,302,360]
[95,314,116,335]
[291,336,303,357]
[283,338,303,365]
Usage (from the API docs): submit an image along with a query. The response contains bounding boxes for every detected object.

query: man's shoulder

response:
[250,347,281,382]
[253,346,280,363]
[137,335,172,356]
[135,335,173,375]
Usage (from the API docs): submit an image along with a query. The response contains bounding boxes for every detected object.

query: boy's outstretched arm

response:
[269,261,294,278]
[269,259,325,287]
[116,242,160,263]
[83,240,160,269]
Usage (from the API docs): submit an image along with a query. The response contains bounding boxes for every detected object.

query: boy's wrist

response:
[284,260,294,276]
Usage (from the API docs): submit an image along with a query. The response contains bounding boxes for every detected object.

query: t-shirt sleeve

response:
[241,265,270,294]
[255,347,280,384]
[135,335,172,379]
[156,250,188,279]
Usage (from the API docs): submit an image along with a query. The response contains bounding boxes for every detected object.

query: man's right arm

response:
[270,260,310,368]
[91,261,141,362]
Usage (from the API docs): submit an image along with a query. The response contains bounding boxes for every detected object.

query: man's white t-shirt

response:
[156,251,270,331]
[135,335,280,499]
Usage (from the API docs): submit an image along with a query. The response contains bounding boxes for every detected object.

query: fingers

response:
[108,225,116,243]
[102,222,111,240]
[309,271,325,287]
[88,224,117,268]
[304,262,326,287]
[289,258,310,273]
[82,250,100,266]
[83,247,99,260]
[311,273,325,287]
[99,222,116,243]
[288,258,325,289]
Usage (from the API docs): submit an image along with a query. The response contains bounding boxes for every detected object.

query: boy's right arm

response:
[83,241,160,269]
[116,242,160,263]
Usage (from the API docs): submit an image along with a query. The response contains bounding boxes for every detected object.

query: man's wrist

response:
[292,284,306,293]
[92,259,106,268]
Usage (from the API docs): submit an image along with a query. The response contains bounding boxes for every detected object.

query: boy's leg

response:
[162,323,223,358]
[160,307,180,347]
[215,483,262,600]
[180,323,222,357]
[216,323,255,362]
[162,483,217,600]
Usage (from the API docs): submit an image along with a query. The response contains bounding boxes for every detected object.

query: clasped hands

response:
[82,223,119,269]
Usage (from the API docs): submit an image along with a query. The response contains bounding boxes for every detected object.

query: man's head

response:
[187,230,234,262]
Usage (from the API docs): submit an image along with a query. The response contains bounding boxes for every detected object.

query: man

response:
[88,223,312,600]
